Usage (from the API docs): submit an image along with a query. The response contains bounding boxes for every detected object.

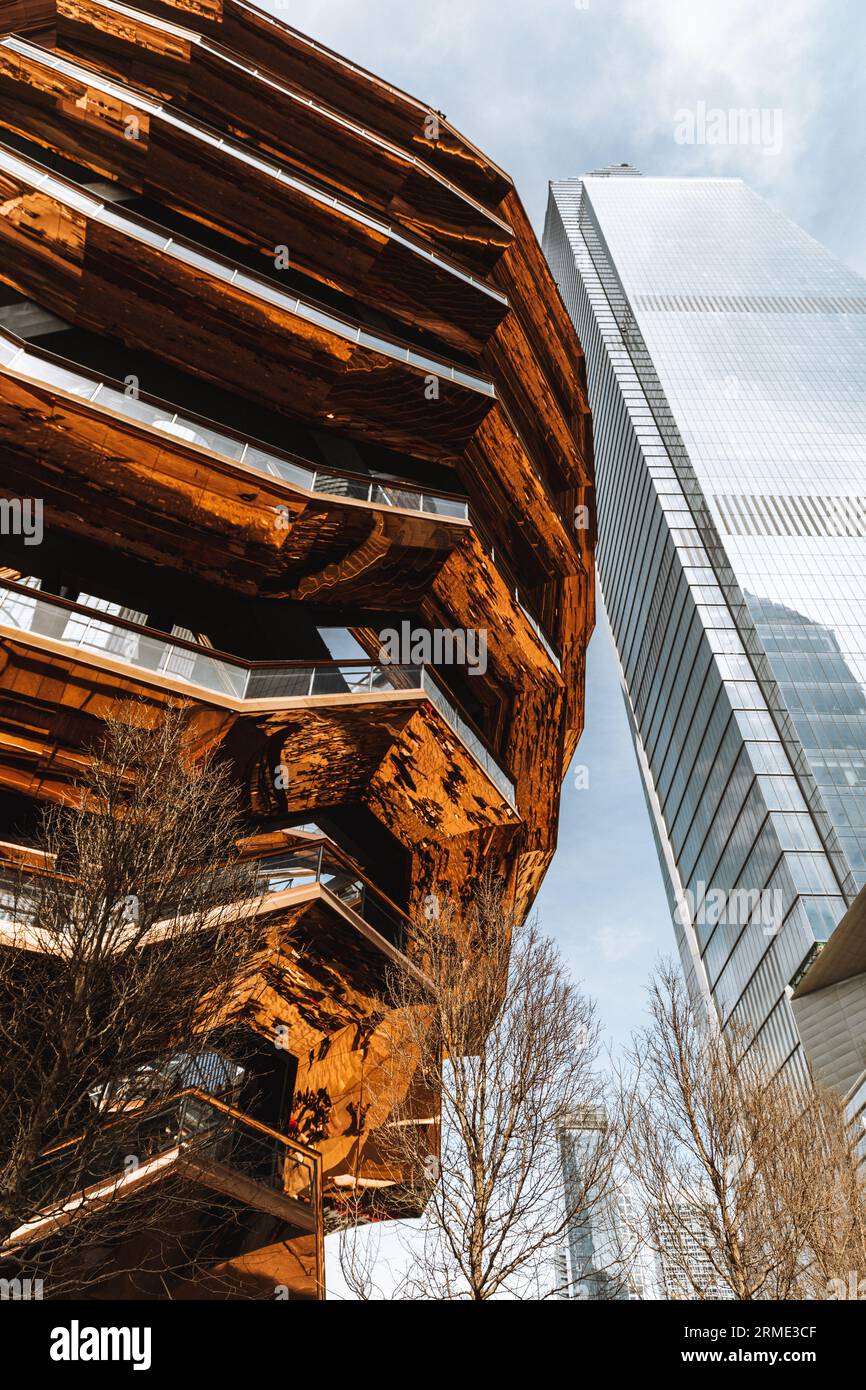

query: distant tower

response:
[551,1246,571,1300]
[654,1204,734,1300]
[558,1108,658,1299]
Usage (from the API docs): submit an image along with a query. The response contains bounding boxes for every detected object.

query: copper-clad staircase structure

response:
[0,0,594,1298]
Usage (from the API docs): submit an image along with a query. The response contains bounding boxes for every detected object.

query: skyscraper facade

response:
[558,1109,659,1300]
[653,1202,733,1302]
[545,170,866,1080]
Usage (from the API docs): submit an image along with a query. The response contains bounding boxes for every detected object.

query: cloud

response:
[264,0,866,269]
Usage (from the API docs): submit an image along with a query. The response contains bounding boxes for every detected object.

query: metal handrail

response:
[474,521,562,667]
[0,834,413,953]
[91,0,512,236]
[254,842,410,947]
[0,581,516,804]
[0,142,496,397]
[28,1087,318,1208]
[0,329,470,521]
[2,35,508,310]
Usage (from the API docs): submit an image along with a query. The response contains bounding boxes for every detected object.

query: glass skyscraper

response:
[558,1109,658,1300]
[544,170,866,1079]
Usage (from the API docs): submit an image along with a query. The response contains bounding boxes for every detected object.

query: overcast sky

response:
[264,0,866,1295]
[268,0,866,276]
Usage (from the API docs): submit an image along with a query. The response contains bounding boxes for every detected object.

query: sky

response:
[267,0,866,278]
[256,0,866,1290]
[265,0,866,1059]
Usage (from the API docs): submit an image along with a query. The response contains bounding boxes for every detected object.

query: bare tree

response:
[791,1083,866,1299]
[0,708,268,1297]
[623,960,866,1300]
[337,874,623,1300]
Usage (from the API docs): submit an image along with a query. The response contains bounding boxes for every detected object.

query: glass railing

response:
[0,584,516,805]
[254,843,410,948]
[516,594,562,670]
[0,840,411,952]
[0,871,36,926]
[0,852,67,928]
[0,332,469,521]
[94,0,511,240]
[0,144,496,398]
[28,1090,317,1212]
[2,36,507,310]
[417,669,516,803]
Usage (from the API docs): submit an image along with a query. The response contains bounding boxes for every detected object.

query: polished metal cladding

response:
[0,0,594,1298]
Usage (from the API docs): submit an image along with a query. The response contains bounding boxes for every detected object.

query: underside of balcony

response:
[0,601,519,883]
[0,0,513,275]
[0,35,509,356]
[0,143,496,461]
[1,1088,324,1298]
[100,0,513,212]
